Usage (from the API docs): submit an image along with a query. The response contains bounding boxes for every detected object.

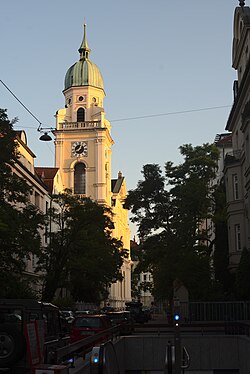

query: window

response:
[143,274,147,282]
[45,201,49,244]
[35,192,40,208]
[74,163,86,194]
[45,225,49,244]
[32,254,36,268]
[77,108,85,122]
[235,224,242,251]
[233,174,239,200]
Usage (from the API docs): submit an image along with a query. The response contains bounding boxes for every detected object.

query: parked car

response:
[70,314,112,343]
[74,310,91,316]
[74,309,100,316]
[100,306,115,313]
[125,301,149,324]
[105,311,134,335]
[60,310,75,324]
[142,307,152,321]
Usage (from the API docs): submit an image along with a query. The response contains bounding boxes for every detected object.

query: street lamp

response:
[39,132,53,141]
[37,124,54,141]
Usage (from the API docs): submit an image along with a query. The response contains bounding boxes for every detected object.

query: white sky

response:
[1,0,240,236]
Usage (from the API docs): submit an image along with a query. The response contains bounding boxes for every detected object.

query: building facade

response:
[13,131,64,290]
[224,4,250,271]
[53,24,131,308]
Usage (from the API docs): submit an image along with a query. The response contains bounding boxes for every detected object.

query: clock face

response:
[71,141,88,157]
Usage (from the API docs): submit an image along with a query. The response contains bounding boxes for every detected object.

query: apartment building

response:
[224,4,250,271]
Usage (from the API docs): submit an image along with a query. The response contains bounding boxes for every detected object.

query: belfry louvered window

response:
[77,108,85,122]
[74,163,86,194]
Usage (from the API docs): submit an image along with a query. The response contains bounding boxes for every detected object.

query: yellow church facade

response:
[53,24,132,308]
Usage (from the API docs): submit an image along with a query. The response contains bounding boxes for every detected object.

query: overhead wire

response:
[1,79,232,129]
[110,105,232,123]
[0,80,43,129]
[0,79,55,157]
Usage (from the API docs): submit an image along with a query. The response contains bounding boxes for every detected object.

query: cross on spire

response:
[239,0,245,7]
[78,23,91,61]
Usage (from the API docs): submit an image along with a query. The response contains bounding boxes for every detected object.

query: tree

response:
[126,143,220,301]
[213,180,234,297]
[0,109,44,297]
[126,164,170,240]
[38,191,126,303]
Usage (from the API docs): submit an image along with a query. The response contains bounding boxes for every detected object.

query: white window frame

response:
[233,174,239,200]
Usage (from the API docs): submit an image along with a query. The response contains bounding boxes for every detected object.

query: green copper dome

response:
[64,24,104,91]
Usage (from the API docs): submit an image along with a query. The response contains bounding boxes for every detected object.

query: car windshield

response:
[75,317,101,328]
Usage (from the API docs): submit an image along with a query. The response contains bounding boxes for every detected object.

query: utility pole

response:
[173,297,181,374]
[173,314,181,374]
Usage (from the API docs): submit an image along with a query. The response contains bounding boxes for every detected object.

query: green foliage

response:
[126,143,220,301]
[38,191,126,303]
[52,296,75,310]
[165,143,219,243]
[0,273,38,299]
[213,181,234,296]
[0,109,44,298]
[126,164,170,239]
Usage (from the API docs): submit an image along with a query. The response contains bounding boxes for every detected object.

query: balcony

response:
[224,149,242,165]
[58,120,102,130]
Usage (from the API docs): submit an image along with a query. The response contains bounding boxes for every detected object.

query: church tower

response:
[54,24,113,205]
[54,25,131,308]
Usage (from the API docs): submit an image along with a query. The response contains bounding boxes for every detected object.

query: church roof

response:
[35,167,59,194]
[64,24,104,91]
[235,5,250,25]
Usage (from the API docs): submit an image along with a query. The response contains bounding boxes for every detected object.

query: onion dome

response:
[64,24,104,91]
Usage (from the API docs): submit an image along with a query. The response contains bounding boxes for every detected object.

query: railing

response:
[180,301,250,322]
[58,121,102,130]
[156,301,250,322]
[53,325,120,364]
[224,149,242,165]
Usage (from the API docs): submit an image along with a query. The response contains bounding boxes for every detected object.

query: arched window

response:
[74,163,86,194]
[77,108,85,122]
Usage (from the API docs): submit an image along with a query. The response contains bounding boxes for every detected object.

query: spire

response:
[239,0,245,7]
[78,23,91,61]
